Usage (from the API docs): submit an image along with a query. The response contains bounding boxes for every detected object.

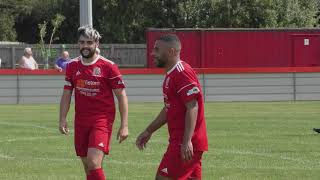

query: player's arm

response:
[136,107,167,150]
[181,99,198,161]
[59,89,72,135]
[59,63,73,135]
[146,107,167,134]
[113,88,129,143]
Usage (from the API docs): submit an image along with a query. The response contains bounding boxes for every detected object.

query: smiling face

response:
[78,36,98,59]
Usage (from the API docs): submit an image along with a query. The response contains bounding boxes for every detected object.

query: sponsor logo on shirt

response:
[76,79,100,96]
[117,80,124,85]
[187,87,200,96]
[76,70,81,76]
[92,67,101,77]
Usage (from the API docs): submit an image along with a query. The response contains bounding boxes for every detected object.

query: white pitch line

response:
[208,148,319,166]
[0,153,14,159]
[0,121,57,132]
[1,153,319,171]
[0,136,62,143]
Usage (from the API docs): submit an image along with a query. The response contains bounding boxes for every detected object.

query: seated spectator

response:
[18,47,38,70]
[54,51,70,72]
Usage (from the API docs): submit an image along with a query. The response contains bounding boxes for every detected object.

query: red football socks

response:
[87,168,105,180]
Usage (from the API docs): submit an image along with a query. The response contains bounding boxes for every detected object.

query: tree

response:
[37,14,65,69]
[275,0,319,27]
[15,0,64,43]
[0,0,34,41]
[7,0,320,43]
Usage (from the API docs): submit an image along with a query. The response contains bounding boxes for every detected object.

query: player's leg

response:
[74,125,91,177]
[87,148,105,170]
[86,125,111,180]
[86,148,105,180]
[80,157,89,174]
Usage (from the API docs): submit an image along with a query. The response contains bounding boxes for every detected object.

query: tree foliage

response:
[0,0,34,41]
[0,0,319,43]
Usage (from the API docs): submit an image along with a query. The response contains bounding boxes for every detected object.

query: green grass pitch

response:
[0,102,319,180]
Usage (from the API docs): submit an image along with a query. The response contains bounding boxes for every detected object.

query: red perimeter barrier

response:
[1,67,320,75]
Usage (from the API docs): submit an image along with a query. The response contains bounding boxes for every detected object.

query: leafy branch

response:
[37,13,65,68]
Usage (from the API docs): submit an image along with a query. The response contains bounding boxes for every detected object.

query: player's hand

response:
[136,130,152,151]
[59,120,69,135]
[181,141,193,161]
[117,125,129,143]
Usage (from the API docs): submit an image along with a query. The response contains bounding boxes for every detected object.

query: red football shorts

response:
[157,145,203,180]
[74,124,112,157]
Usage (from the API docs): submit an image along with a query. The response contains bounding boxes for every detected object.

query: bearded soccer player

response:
[136,34,208,180]
[59,26,129,180]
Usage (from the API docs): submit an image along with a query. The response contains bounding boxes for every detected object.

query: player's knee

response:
[87,158,101,170]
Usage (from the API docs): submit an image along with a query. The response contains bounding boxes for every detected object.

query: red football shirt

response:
[163,61,208,151]
[64,55,125,126]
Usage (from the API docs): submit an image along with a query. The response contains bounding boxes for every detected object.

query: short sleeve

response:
[63,63,74,90]
[108,64,126,89]
[175,71,201,104]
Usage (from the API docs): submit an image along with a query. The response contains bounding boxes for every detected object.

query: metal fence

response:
[0,44,146,69]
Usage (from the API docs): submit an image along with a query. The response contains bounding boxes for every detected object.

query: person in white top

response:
[18,47,38,70]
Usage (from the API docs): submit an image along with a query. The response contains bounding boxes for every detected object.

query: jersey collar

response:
[167,60,182,75]
[81,55,100,66]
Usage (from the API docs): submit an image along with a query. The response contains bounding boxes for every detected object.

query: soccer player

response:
[136,34,208,180]
[59,26,129,180]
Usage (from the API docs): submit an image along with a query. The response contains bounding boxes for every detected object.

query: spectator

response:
[55,51,70,72]
[18,47,38,70]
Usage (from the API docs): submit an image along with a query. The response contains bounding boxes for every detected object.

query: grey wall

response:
[0,73,320,104]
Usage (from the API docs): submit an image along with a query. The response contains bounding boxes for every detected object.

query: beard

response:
[80,48,95,58]
[155,55,167,68]
[156,60,166,67]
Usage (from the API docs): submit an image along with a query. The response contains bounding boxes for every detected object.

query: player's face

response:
[78,36,98,58]
[152,40,169,68]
